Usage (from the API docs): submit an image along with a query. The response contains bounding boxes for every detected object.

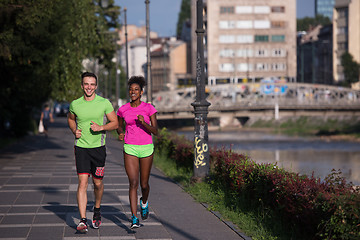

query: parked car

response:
[54,102,69,117]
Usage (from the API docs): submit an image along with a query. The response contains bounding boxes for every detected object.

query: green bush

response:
[155,128,360,239]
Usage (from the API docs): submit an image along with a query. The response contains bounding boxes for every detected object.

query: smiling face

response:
[129,83,143,102]
[81,76,97,99]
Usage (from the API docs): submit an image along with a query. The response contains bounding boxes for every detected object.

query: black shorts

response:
[74,146,106,179]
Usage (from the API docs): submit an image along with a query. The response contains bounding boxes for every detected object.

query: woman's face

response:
[129,83,143,101]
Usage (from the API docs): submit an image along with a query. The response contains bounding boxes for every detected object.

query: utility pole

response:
[145,0,152,103]
[191,0,211,180]
[124,7,129,101]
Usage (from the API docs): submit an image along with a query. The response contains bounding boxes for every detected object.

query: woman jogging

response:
[116,76,158,229]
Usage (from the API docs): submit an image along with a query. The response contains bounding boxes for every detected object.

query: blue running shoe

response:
[140,197,149,220]
[130,215,140,229]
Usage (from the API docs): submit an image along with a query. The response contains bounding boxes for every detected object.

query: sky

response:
[114,0,315,37]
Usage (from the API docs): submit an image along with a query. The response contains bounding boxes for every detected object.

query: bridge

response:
[152,82,360,127]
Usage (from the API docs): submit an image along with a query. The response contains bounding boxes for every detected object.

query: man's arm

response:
[68,112,81,138]
[90,111,118,132]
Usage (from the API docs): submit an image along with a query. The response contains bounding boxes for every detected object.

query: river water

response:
[175,129,360,186]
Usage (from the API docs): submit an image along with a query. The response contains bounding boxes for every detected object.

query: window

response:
[271,35,285,42]
[254,20,270,29]
[219,63,235,72]
[220,6,234,14]
[220,49,235,58]
[235,6,252,14]
[271,63,286,71]
[254,35,269,42]
[237,63,252,72]
[236,20,253,29]
[271,21,285,28]
[272,48,286,57]
[271,6,285,13]
[254,6,270,13]
[219,21,236,29]
[256,63,269,71]
[219,35,235,43]
[237,35,253,43]
[237,49,253,57]
[255,49,268,57]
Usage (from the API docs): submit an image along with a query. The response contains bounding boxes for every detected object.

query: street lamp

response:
[145,0,152,103]
[191,0,211,180]
[163,41,169,90]
[123,7,129,101]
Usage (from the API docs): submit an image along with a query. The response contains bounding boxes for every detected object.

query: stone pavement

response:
[0,118,250,240]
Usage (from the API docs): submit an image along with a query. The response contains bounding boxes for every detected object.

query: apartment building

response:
[315,0,335,19]
[192,0,296,85]
[151,38,187,92]
[333,0,360,83]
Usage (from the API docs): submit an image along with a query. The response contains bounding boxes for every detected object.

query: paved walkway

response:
[0,118,250,240]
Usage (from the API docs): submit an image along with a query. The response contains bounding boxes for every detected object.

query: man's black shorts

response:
[74,146,106,179]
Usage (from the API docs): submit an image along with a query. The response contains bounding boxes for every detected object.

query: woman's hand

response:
[118,132,125,141]
[137,114,145,124]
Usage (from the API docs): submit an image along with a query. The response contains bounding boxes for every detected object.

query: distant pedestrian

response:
[67,72,118,233]
[40,104,54,137]
[117,76,158,229]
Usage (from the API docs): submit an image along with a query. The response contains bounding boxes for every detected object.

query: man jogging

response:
[68,72,118,233]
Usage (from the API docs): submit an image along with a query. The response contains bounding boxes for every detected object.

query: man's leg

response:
[76,174,89,232]
[92,178,104,208]
[77,174,89,219]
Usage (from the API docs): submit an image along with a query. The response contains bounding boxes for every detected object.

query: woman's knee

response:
[140,182,149,191]
[129,179,139,189]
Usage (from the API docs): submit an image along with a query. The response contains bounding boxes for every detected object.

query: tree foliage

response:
[0,0,119,137]
[297,14,331,31]
[341,52,360,86]
[176,0,191,39]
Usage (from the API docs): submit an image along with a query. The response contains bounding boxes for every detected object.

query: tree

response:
[176,0,191,39]
[341,52,360,86]
[297,14,331,31]
[0,0,120,137]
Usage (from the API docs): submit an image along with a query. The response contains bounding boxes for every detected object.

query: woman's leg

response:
[139,154,154,203]
[124,153,140,216]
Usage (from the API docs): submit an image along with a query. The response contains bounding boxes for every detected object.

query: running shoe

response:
[140,197,149,220]
[130,215,140,229]
[77,218,88,233]
[92,208,101,229]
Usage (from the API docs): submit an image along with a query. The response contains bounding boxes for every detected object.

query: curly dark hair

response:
[128,76,146,91]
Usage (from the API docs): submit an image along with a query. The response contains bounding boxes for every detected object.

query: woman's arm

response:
[137,113,158,135]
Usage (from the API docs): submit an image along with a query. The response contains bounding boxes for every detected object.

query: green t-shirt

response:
[69,95,114,148]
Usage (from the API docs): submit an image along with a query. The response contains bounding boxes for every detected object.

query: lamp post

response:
[124,7,129,101]
[191,0,211,180]
[145,0,152,103]
[163,41,169,91]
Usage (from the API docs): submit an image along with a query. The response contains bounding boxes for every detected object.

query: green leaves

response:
[0,0,120,136]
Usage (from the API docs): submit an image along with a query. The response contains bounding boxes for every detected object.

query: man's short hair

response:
[81,72,98,85]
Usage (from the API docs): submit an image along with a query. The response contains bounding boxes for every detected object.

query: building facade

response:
[297,25,333,85]
[192,0,296,85]
[151,38,187,92]
[333,0,360,83]
[315,0,335,19]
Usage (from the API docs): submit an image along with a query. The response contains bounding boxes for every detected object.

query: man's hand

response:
[75,129,82,139]
[90,121,103,132]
